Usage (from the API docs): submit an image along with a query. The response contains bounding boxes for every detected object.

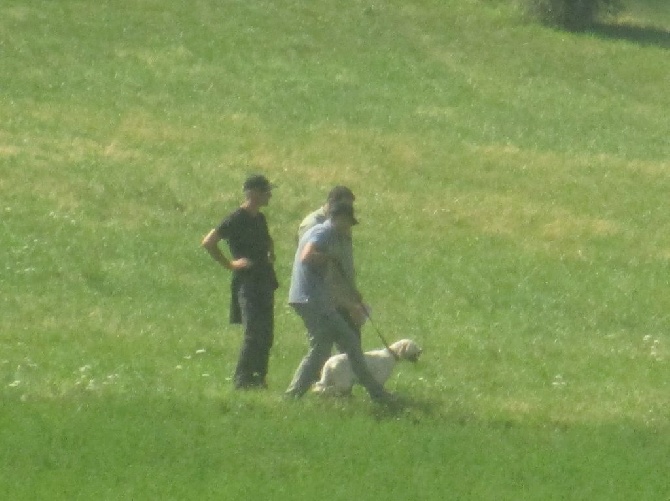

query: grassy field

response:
[1,0,669,499]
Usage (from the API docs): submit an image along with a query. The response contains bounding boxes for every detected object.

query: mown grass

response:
[1,0,669,499]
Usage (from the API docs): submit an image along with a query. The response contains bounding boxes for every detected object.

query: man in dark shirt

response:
[202,174,278,389]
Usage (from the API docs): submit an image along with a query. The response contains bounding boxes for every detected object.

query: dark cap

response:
[243,174,275,192]
[329,201,358,225]
[327,185,355,203]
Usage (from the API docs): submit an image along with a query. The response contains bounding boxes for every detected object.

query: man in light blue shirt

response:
[296,185,366,335]
[286,202,392,401]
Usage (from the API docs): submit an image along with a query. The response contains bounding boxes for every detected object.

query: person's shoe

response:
[282,390,301,401]
[234,376,256,390]
[246,374,268,389]
[235,373,268,390]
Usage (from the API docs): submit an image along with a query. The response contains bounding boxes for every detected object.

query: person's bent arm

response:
[201,229,251,271]
[300,241,332,267]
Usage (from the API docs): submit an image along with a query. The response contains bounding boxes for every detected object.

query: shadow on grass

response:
[370,394,444,422]
[588,22,670,49]
[369,394,523,428]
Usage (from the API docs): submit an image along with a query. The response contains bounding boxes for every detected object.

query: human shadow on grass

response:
[370,393,442,422]
[587,22,670,49]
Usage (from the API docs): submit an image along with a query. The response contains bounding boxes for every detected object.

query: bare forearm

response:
[205,245,233,270]
[301,242,331,266]
[201,229,232,270]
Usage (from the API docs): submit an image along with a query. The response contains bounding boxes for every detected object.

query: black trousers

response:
[234,282,274,387]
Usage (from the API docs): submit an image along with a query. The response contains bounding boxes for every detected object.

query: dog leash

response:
[330,258,400,362]
[363,308,400,362]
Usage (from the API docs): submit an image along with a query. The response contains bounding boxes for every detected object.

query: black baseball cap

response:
[243,174,275,192]
[329,201,359,225]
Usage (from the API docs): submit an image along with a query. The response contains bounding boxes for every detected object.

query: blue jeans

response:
[286,303,385,398]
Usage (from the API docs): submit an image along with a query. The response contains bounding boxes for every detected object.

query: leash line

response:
[331,258,399,361]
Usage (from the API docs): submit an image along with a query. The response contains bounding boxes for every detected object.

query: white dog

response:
[313,339,422,396]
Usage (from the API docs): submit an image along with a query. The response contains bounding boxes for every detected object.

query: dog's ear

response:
[397,341,410,358]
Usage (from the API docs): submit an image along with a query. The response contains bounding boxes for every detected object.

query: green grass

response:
[1,0,669,499]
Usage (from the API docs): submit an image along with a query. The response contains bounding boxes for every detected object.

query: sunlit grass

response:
[1,0,669,499]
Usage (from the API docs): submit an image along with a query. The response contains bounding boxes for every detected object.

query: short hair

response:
[327,185,355,203]
[243,174,274,192]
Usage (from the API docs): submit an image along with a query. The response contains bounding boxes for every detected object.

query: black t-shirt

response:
[216,207,278,289]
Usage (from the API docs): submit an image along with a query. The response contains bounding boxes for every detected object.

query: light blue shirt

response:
[289,220,351,311]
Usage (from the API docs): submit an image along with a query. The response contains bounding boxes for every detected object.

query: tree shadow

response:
[588,22,670,49]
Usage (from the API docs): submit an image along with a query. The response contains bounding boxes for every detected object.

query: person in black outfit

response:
[201,174,278,389]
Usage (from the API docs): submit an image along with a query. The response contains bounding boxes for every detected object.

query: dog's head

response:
[389,339,422,362]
